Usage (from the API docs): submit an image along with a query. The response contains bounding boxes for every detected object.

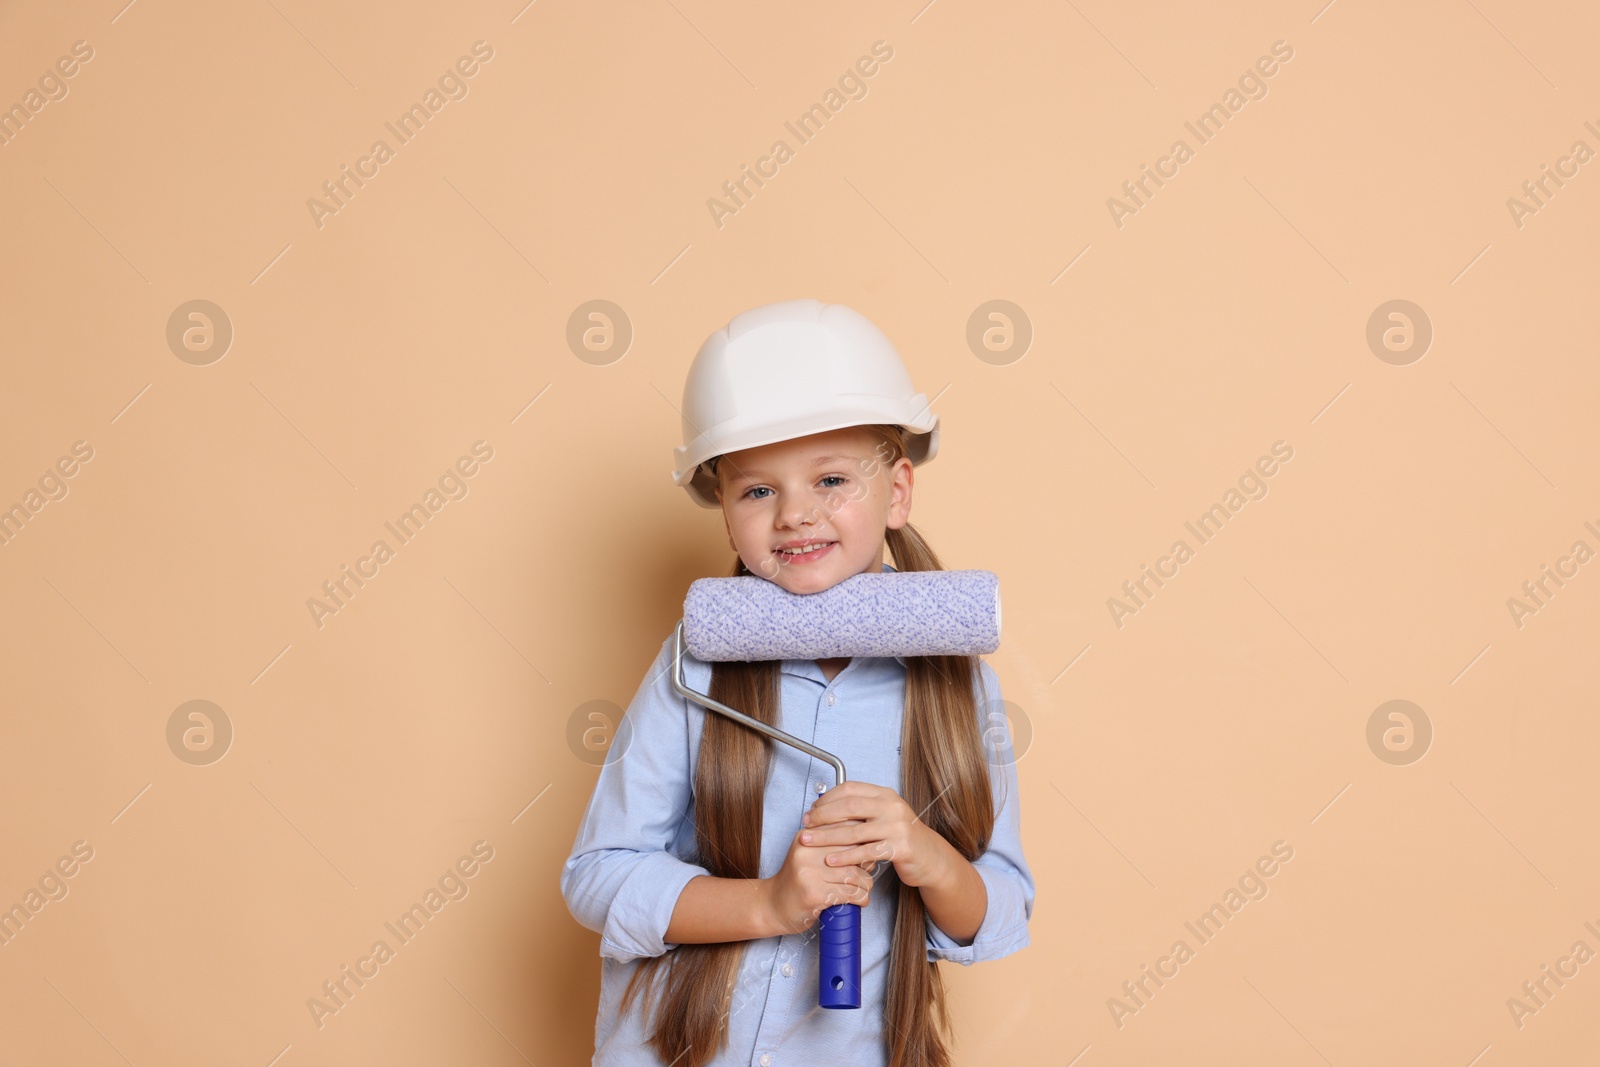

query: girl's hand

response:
[800,781,948,889]
[762,828,875,935]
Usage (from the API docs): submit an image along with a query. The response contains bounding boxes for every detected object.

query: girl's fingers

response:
[818,781,875,803]
[831,884,868,903]
[808,798,868,824]
[819,879,869,908]
[823,845,875,868]
[806,819,883,844]
[801,823,868,847]
[832,884,868,906]
[827,866,873,894]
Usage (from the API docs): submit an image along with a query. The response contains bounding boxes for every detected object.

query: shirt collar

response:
[778,562,906,679]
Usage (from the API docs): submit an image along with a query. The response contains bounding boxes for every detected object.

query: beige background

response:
[2,0,1597,1063]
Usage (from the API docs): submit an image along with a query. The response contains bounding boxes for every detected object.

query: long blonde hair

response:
[620,425,996,1067]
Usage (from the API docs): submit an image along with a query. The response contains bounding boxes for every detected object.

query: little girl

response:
[562,299,1034,1066]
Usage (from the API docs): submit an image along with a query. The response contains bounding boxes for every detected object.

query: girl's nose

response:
[780,503,820,531]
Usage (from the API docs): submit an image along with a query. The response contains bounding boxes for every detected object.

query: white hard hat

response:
[672,299,940,509]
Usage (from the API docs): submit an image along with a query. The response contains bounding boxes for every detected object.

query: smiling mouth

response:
[776,541,836,557]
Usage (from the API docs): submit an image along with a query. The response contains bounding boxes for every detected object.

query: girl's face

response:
[713,427,914,595]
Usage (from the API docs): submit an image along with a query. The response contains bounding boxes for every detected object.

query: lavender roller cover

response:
[683,569,1001,661]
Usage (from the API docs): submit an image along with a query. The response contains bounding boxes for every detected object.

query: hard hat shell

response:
[672,299,940,509]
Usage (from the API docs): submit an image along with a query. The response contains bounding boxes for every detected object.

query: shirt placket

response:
[748,669,839,1067]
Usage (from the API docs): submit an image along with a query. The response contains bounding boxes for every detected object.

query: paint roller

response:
[671,567,1001,1009]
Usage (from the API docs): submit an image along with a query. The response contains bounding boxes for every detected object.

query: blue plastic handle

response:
[817,902,861,1008]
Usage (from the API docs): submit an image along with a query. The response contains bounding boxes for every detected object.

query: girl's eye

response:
[742,477,845,499]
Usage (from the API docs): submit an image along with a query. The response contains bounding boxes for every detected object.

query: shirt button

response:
[815,781,827,794]
[826,692,837,706]
[781,963,793,977]
[759,1055,772,1067]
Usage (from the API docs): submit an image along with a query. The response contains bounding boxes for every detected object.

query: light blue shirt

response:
[561,566,1035,1066]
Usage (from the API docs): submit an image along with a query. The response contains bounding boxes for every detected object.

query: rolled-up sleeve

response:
[926,659,1035,965]
[561,634,712,963]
